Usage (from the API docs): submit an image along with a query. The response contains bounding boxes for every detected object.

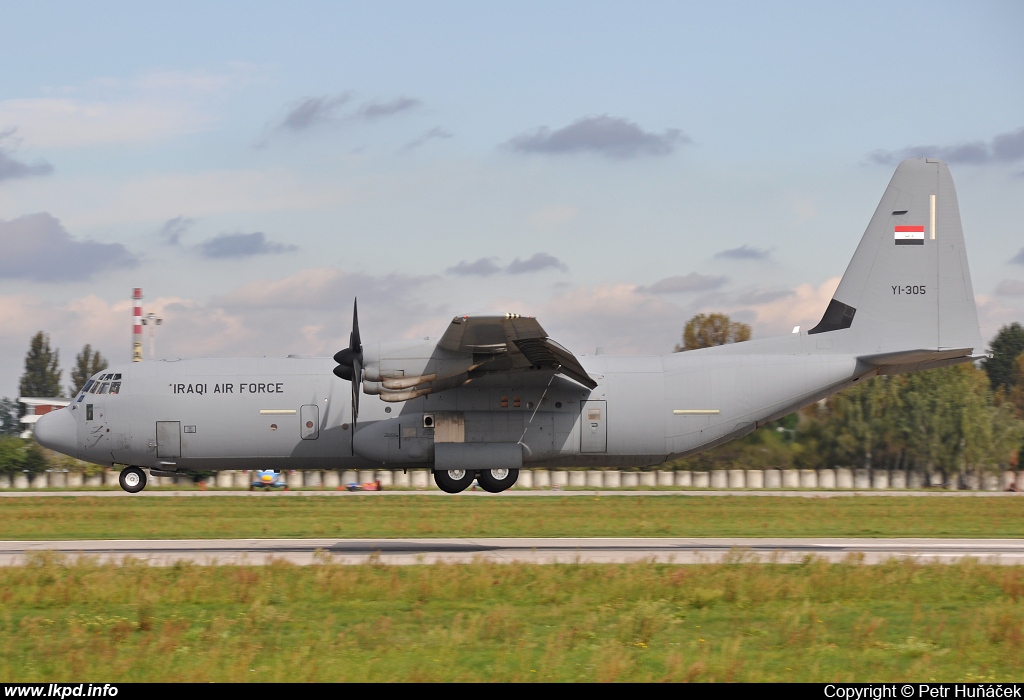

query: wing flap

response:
[433,314,595,389]
[513,337,598,389]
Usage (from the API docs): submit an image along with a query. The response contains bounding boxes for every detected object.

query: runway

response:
[5,537,1024,565]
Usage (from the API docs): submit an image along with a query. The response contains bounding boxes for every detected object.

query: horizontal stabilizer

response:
[857,347,973,367]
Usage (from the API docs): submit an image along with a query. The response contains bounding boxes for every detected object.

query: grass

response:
[0,495,1023,540]
[2,554,1024,682]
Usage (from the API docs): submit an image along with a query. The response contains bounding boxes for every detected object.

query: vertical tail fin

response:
[809,158,983,358]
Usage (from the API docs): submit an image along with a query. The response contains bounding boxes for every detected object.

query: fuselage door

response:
[156,421,181,459]
[580,400,607,453]
[300,404,319,440]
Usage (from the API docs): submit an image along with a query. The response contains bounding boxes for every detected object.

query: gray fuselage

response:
[62,332,868,474]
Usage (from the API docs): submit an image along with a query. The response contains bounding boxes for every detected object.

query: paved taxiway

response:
[5,538,1024,566]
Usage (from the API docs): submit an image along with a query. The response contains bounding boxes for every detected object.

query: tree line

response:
[673,318,1024,476]
[0,331,108,437]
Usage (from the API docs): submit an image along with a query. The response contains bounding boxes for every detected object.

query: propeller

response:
[332,299,363,434]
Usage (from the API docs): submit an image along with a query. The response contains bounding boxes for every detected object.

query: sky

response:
[1,1,1023,398]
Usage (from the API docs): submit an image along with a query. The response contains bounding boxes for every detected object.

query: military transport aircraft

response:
[35,159,984,494]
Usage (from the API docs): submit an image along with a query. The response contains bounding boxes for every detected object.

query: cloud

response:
[278,93,352,132]
[0,97,212,149]
[708,278,838,337]
[404,126,452,150]
[506,253,568,274]
[0,129,53,182]
[0,213,137,282]
[356,97,420,121]
[869,126,1024,165]
[215,267,433,310]
[1012,248,1024,265]
[643,273,727,294]
[157,216,194,246]
[446,254,568,276]
[0,149,53,183]
[446,258,502,277]
[995,280,1024,296]
[197,231,298,259]
[0,265,444,397]
[259,93,420,146]
[506,115,690,159]
[715,245,771,261]
[733,289,795,305]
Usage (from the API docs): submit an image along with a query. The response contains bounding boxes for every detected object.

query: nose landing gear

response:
[118,466,148,493]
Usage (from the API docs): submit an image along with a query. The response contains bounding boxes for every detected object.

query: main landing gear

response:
[119,466,148,494]
[432,468,519,494]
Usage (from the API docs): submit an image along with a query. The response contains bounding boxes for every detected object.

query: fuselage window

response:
[109,382,121,395]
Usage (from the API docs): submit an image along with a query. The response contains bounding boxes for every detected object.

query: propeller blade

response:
[350,298,362,355]
[352,354,362,428]
[331,298,364,454]
[350,298,363,432]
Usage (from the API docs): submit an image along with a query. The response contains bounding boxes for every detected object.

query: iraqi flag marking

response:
[894,225,925,245]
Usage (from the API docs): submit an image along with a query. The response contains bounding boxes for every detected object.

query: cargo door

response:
[156,421,181,458]
[300,404,319,440]
[580,400,607,453]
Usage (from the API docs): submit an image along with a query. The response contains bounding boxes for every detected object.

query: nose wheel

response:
[119,466,148,494]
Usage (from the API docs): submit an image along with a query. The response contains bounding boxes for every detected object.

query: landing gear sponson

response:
[433,468,519,494]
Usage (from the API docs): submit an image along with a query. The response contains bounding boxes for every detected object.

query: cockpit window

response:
[113,374,121,380]
[88,382,99,393]
[81,380,94,394]
[109,382,121,395]
[97,383,110,395]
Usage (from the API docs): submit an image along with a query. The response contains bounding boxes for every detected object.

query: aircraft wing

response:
[437,314,598,390]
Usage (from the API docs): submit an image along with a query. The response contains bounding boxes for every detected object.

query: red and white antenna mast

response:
[132,288,143,362]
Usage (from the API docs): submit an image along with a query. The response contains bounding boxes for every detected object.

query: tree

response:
[811,364,1024,478]
[674,313,751,352]
[984,322,1024,394]
[0,398,19,437]
[18,332,62,399]
[0,437,46,475]
[1008,354,1024,419]
[70,344,108,395]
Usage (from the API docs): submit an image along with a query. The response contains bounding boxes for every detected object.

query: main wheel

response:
[119,466,147,494]
[477,468,519,493]
[433,469,477,494]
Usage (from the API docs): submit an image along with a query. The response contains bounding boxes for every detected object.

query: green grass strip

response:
[2,555,1023,682]
[1,495,1023,539]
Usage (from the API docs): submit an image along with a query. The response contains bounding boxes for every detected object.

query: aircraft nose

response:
[33,408,78,458]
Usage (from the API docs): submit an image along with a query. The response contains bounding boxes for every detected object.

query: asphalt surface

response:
[5,537,1024,565]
